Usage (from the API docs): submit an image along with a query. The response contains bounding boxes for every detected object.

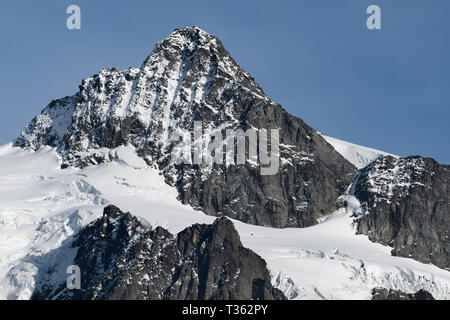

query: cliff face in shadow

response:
[32,205,286,300]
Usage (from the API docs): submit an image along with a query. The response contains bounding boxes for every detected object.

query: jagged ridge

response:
[31,205,286,300]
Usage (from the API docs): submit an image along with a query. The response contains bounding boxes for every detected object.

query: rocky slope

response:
[371,288,435,300]
[354,155,450,270]
[15,26,356,228]
[31,205,286,300]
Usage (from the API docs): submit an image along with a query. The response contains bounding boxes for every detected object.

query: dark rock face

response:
[371,288,435,300]
[15,26,357,228]
[32,205,286,300]
[354,155,450,269]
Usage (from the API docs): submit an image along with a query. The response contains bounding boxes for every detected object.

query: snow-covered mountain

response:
[0,144,449,300]
[1,26,449,300]
[15,26,357,229]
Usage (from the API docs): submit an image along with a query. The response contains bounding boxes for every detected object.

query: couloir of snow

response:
[0,143,449,300]
[321,134,397,169]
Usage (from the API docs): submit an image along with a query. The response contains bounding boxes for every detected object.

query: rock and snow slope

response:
[354,155,450,269]
[32,205,286,300]
[0,144,449,300]
[323,135,450,270]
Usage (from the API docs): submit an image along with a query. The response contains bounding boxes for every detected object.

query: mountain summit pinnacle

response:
[153,26,229,55]
[160,26,216,46]
[15,27,356,228]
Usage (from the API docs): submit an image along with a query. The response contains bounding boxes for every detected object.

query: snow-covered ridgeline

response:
[321,134,397,169]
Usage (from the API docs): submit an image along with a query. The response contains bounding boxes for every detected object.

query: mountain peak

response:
[142,25,242,82]
[169,26,213,41]
[152,26,218,54]
[15,27,357,229]
[16,26,268,157]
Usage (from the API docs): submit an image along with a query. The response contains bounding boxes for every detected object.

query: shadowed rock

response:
[31,205,286,300]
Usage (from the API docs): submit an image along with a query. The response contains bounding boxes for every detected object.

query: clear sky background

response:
[0,0,449,163]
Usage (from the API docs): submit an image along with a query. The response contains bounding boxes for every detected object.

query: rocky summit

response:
[31,205,286,300]
[14,26,357,228]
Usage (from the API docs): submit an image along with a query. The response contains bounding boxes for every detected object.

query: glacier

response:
[0,143,449,300]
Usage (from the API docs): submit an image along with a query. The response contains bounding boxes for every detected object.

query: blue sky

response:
[0,0,449,163]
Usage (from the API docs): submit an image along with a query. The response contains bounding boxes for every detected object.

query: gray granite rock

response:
[32,205,286,300]
[354,155,450,269]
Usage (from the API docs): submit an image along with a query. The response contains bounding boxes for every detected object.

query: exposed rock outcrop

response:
[354,155,450,269]
[32,205,286,300]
